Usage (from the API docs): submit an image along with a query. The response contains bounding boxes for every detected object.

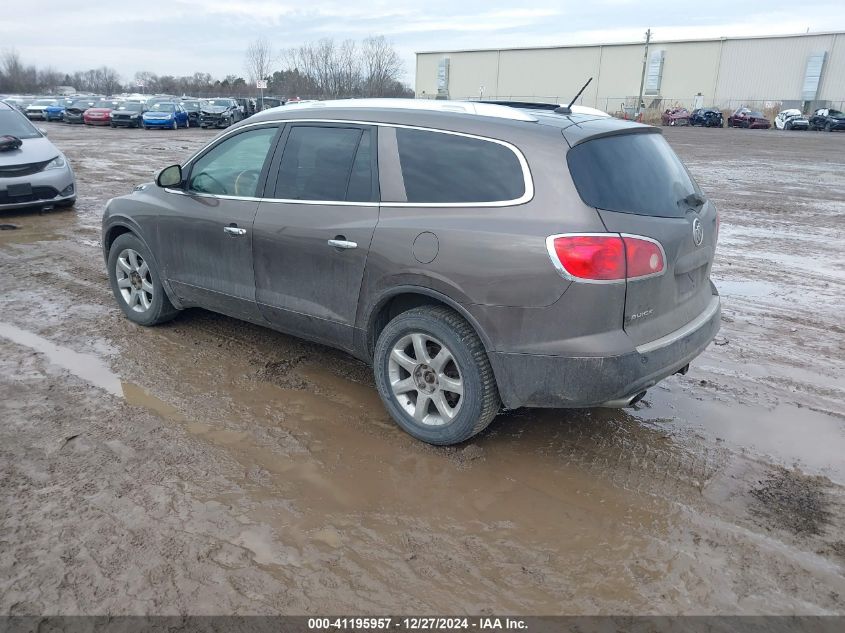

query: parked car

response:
[63,97,100,124]
[110,102,145,128]
[774,109,809,130]
[727,108,770,129]
[808,108,845,132]
[179,100,202,127]
[101,99,721,446]
[689,108,724,127]
[83,100,119,126]
[44,99,71,122]
[141,102,189,129]
[25,98,59,120]
[0,101,76,211]
[661,107,690,126]
[199,98,241,128]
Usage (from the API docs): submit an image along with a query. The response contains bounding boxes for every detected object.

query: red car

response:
[727,108,770,129]
[83,100,118,126]
[661,107,690,126]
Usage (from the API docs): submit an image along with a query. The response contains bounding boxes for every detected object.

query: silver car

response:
[0,101,76,211]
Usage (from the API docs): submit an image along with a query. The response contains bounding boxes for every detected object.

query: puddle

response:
[0,322,121,395]
[636,392,845,484]
[0,210,75,246]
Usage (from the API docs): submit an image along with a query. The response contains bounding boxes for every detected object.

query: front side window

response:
[395,128,525,204]
[274,126,372,202]
[188,127,278,197]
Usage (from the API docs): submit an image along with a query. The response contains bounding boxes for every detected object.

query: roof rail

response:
[278,98,538,122]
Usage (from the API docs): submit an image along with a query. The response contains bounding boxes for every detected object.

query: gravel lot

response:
[1,122,843,615]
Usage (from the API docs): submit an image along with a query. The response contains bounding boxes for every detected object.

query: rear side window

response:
[395,128,525,204]
[275,126,373,202]
[567,132,699,218]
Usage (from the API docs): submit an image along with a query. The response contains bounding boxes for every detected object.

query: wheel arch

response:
[362,286,493,362]
[102,219,185,309]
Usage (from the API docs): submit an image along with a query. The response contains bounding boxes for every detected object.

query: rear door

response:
[251,122,379,350]
[566,130,718,346]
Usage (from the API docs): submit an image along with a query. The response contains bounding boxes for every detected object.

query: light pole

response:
[636,28,652,120]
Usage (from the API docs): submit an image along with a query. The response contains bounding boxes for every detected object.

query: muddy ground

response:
[0,123,843,616]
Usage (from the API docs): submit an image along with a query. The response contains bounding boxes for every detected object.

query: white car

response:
[25,98,59,120]
[774,109,809,130]
[0,101,76,211]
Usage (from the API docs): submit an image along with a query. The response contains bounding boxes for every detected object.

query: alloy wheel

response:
[388,332,463,426]
[115,248,154,313]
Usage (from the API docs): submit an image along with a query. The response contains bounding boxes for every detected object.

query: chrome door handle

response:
[223,226,247,236]
[328,239,357,249]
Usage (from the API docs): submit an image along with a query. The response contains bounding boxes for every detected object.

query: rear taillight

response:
[546,234,665,282]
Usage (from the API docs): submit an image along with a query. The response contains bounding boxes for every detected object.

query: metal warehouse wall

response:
[416,32,845,109]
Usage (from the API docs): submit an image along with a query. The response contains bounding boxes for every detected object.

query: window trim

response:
[265,121,380,205]
[166,123,283,200]
[167,118,533,208]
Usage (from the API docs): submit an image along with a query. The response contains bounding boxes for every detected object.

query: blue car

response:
[44,99,71,122]
[141,102,189,129]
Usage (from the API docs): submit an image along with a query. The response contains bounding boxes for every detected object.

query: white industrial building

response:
[415,31,845,113]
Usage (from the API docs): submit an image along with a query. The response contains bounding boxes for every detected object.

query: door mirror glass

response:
[157,164,183,188]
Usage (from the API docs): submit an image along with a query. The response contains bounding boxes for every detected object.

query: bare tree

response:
[361,36,403,97]
[244,37,276,86]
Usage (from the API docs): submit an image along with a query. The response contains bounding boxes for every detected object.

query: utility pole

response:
[636,28,652,120]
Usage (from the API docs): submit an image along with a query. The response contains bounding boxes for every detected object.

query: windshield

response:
[0,110,42,139]
[115,103,143,111]
[567,131,700,218]
[151,103,176,112]
[749,112,764,118]
[70,100,93,108]
[830,110,844,117]
[94,101,114,108]
[181,101,199,110]
[205,100,232,107]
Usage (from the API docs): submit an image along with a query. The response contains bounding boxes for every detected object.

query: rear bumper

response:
[489,294,721,409]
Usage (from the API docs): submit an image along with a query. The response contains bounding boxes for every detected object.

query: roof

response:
[416,30,845,55]
[275,98,540,122]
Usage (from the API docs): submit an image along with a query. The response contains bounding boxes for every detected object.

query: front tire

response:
[373,306,500,445]
[107,233,178,326]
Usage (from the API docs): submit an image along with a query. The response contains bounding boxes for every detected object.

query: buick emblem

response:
[692,217,704,247]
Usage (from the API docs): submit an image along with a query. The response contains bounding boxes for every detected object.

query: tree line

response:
[0,36,411,99]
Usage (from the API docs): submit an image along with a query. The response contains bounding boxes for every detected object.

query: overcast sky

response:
[3,1,844,85]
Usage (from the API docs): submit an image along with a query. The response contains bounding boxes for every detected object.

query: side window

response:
[395,128,525,204]
[274,126,369,201]
[188,127,277,197]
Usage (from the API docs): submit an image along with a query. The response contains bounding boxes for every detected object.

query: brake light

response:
[548,235,625,280]
[547,234,664,282]
[623,236,664,279]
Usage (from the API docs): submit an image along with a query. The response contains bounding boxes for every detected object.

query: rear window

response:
[395,128,525,204]
[567,132,699,218]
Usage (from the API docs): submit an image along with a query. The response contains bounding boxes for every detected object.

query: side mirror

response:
[156,164,183,188]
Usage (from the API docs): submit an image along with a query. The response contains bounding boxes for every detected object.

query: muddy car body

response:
[101,99,720,445]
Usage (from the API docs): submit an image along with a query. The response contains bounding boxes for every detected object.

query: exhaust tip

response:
[598,390,647,408]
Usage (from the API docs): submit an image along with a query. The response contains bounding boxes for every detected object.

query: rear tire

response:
[107,233,178,327]
[373,306,500,445]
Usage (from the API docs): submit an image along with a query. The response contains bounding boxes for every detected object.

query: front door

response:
[156,124,281,321]
[252,123,379,350]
